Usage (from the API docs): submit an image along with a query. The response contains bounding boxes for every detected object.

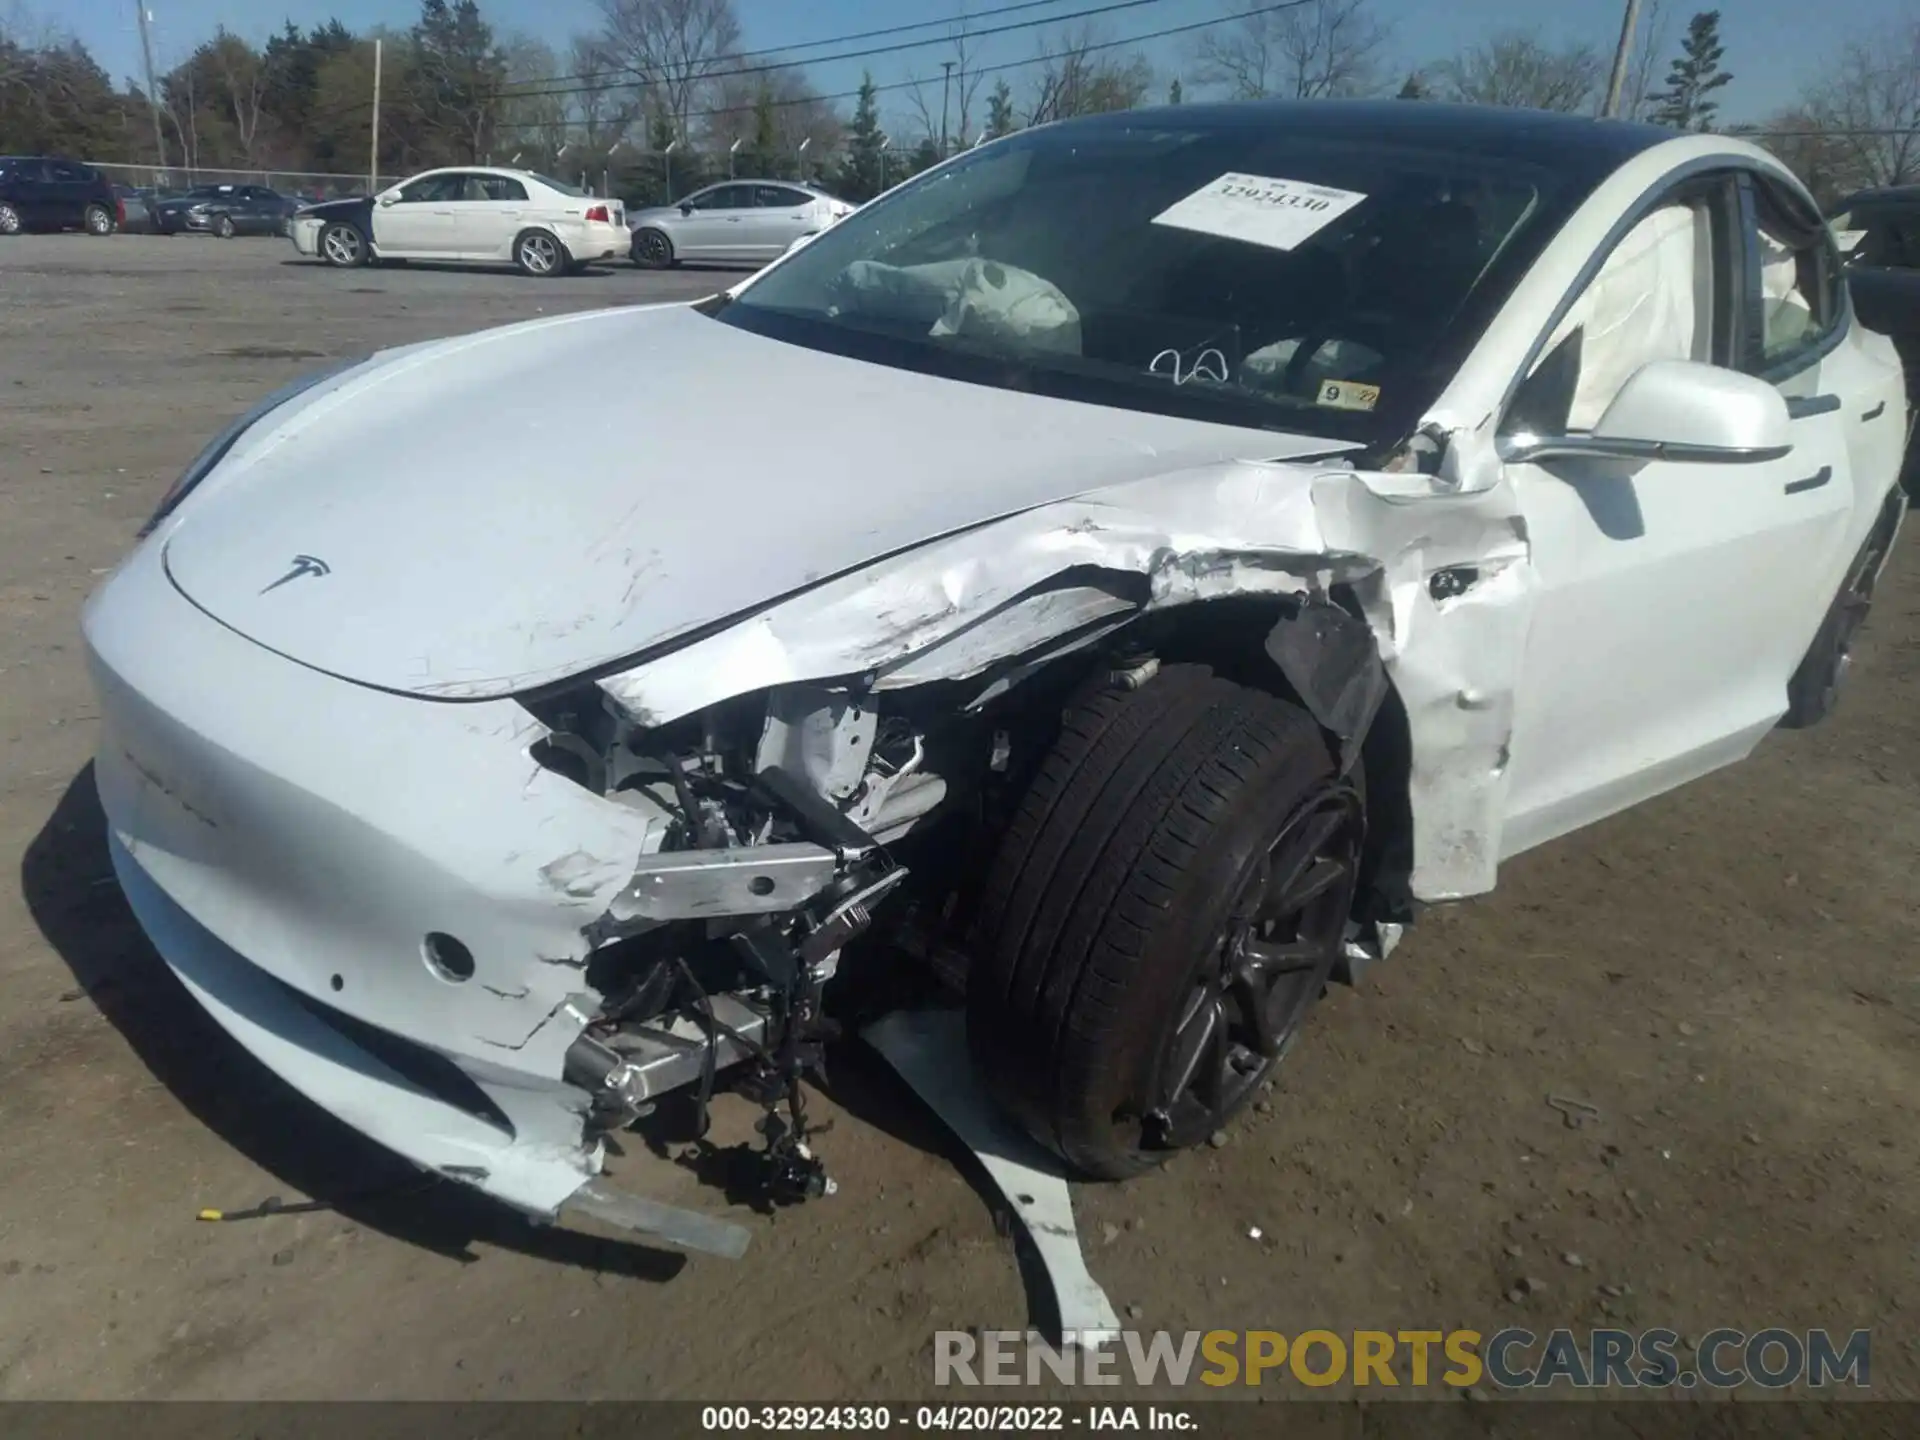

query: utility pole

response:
[940,60,955,156]
[1602,0,1643,119]
[134,2,168,173]
[370,38,383,192]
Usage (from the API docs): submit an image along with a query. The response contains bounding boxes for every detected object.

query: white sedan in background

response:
[289,166,627,276]
[628,180,852,268]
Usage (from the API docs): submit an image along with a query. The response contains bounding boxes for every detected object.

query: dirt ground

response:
[1,235,1917,1402]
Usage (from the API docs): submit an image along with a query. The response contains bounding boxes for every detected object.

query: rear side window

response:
[47,159,85,182]
[476,175,527,202]
[1743,177,1847,378]
[756,186,814,208]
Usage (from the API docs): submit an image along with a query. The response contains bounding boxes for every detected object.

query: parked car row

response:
[284,164,853,275]
[0,154,334,239]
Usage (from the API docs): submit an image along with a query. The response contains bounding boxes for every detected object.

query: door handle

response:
[1863,400,1888,421]
[1784,466,1833,495]
[1785,393,1840,419]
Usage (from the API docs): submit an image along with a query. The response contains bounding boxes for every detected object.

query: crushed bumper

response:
[80,534,762,1244]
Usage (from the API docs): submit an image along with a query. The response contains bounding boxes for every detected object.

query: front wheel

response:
[83,203,115,235]
[631,227,674,269]
[967,665,1364,1179]
[514,228,567,277]
[318,222,367,267]
[212,213,235,239]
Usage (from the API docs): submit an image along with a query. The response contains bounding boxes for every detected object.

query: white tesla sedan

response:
[628,179,853,268]
[288,166,628,276]
[87,103,1905,1256]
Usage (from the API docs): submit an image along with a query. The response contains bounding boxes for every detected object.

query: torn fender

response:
[598,459,1536,902]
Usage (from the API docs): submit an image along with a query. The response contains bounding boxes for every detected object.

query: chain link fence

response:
[89,163,405,201]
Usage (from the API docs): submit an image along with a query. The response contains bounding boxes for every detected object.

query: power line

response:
[491,0,1311,130]
[498,0,1178,103]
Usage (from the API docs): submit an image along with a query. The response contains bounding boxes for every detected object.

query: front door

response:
[1499,172,1856,858]
[676,184,754,260]
[372,173,460,255]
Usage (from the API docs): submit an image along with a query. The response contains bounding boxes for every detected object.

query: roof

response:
[1833,185,1920,211]
[1057,99,1675,175]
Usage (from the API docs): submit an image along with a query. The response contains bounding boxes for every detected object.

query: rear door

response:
[445,173,527,259]
[44,158,92,228]
[750,184,820,258]
[1498,170,1855,856]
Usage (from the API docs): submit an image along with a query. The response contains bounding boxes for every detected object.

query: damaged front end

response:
[87,434,1532,1259]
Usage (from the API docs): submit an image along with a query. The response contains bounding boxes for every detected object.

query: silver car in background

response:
[628,180,852,268]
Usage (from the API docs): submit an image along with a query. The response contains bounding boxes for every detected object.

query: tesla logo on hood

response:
[261,554,331,593]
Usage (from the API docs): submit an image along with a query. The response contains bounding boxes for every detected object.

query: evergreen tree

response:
[1395,71,1429,100]
[1648,11,1733,132]
[1167,78,1183,105]
[985,78,1015,137]
[837,71,885,200]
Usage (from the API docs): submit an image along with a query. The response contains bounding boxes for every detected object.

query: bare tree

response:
[905,21,988,150]
[1026,25,1152,125]
[1744,106,1855,207]
[594,0,740,140]
[568,34,640,148]
[1433,31,1604,113]
[1801,17,1920,191]
[1191,0,1390,101]
[501,35,569,155]
[702,65,840,156]
[208,30,269,164]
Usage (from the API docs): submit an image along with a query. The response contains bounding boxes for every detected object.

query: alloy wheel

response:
[1142,780,1364,1152]
[520,233,559,274]
[322,226,361,265]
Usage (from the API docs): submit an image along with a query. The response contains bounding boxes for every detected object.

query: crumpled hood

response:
[161,303,1352,699]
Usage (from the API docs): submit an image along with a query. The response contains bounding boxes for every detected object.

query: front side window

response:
[398,175,459,204]
[720,120,1582,445]
[1510,195,1722,436]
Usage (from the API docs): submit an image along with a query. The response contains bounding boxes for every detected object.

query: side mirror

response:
[377,193,397,206]
[679,202,695,215]
[1500,359,1792,466]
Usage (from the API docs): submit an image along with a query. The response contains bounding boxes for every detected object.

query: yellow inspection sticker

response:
[1317,379,1380,412]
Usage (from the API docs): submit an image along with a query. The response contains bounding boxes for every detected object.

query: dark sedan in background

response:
[149,184,298,237]
[0,156,120,234]
[1834,189,1920,494]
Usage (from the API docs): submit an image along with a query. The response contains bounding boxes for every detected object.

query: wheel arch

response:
[1125,590,1415,932]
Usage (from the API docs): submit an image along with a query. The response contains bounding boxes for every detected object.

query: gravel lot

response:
[2,234,1919,1401]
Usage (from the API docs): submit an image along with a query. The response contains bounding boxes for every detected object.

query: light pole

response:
[729,136,743,178]
[796,135,811,181]
[663,137,679,203]
[940,60,955,157]
[1602,0,1643,119]
[878,133,890,193]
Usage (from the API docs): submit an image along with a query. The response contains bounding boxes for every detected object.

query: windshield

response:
[721,119,1576,445]
[530,172,586,197]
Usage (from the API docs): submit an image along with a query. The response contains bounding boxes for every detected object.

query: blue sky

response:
[65,0,1911,132]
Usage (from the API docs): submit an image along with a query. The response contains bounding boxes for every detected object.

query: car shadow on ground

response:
[20,765,686,1283]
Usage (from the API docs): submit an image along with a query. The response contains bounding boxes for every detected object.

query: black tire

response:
[1781,488,1905,728]
[83,202,115,236]
[631,227,674,269]
[967,664,1365,1179]
[318,222,367,267]
[0,202,19,235]
[514,227,568,278]
[212,213,235,239]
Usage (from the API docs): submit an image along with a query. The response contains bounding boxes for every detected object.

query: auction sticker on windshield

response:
[1151,173,1368,252]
